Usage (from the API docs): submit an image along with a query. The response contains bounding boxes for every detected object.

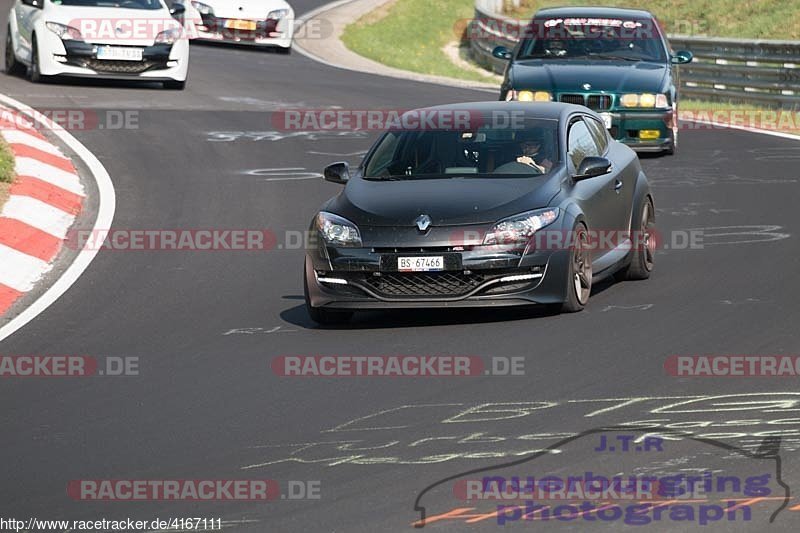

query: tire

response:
[275,46,291,55]
[665,107,678,155]
[616,198,655,281]
[163,79,186,90]
[561,224,592,313]
[28,35,46,83]
[5,29,24,76]
[304,265,353,325]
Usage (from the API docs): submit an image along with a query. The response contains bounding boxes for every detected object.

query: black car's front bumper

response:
[305,237,573,310]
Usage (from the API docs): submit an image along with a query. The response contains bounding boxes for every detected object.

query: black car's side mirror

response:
[574,157,612,181]
[492,46,512,60]
[671,50,693,64]
[170,3,186,17]
[324,162,351,184]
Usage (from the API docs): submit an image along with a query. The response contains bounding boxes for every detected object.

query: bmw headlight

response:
[46,22,82,41]
[316,212,362,247]
[620,93,670,109]
[267,9,290,20]
[506,90,551,102]
[191,1,214,15]
[483,208,559,245]
[155,27,183,45]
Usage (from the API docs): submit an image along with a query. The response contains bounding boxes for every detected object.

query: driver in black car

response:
[515,133,554,173]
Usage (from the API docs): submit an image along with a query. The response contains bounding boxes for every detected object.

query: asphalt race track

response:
[2,0,800,531]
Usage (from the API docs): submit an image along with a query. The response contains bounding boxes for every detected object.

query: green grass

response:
[507,0,800,40]
[0,138,15,184]
[342,0,497,83]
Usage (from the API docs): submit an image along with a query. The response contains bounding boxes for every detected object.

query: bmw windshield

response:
[517,17,667,62]
[363,120,560,180]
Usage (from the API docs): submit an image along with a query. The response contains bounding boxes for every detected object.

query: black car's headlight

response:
[46,22,82,41]
[483,208,559,246]
[191,1,214,15]
[316,212,362,247]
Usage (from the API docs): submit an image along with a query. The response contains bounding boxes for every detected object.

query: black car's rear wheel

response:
[304,264,353,325]
[561,224,592,313]
[616,199,655,281]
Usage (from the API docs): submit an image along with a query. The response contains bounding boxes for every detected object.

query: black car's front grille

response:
[362,272,488,298]
[559,94,585,105]
[587,95,612,110]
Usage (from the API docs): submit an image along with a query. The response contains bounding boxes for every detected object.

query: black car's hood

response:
[511,60,667,93]
[326,175,561,227]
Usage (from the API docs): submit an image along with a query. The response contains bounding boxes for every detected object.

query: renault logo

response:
[415,214,432,232]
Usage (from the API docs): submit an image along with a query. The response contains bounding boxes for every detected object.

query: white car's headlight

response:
[316,212,362,247]
[267,9,290,20]
[483,208,559,245]
[191,1,214,15]
[46,22,82,41]
[155,27,183,45]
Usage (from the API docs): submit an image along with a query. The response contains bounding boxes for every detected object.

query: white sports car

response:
[5,0,189,89]
[178,0,294,53]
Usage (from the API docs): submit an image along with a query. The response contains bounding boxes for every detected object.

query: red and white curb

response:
[0,117,85,315]
[0,94,115,342]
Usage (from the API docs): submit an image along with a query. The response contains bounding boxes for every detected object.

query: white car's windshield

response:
[53,0,163,9]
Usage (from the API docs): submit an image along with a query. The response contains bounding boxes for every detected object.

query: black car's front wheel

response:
[616,198,655,281]
[561,223,592,313]
[304,263,353,325]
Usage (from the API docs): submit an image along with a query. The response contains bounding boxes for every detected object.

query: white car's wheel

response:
[28,35,47,83]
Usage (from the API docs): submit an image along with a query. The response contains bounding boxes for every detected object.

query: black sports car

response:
[304,102,655,324]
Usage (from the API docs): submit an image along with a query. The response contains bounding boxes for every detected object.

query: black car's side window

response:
[584,117,609,155]
[567,119,599,168]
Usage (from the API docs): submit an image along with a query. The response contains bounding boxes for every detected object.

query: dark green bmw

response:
[493,7,692,155]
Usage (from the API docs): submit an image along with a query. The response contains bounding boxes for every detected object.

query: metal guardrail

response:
[468,0,800,108]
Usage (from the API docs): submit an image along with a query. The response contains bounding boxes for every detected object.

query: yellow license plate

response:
[225,19,257,30]
[639,130,660,140]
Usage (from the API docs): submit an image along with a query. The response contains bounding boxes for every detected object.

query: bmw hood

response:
[511,60,668,94]
[326,176,561,227]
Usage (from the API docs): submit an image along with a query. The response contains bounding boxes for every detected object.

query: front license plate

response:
[600,112,613,129]
[96,46,143,61]
[398,256,444,272]
[225,19,258,30]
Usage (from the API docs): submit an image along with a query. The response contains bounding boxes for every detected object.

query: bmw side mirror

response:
[170,3,186,17]
[492,46,512,60]
[574,157,612,181]
[324,162,351,184]
[671,50,693,64]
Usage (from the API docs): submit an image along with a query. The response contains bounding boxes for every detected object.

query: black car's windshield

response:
[363,119,560,180]
[53,0,163,9]
[517,17,667,62]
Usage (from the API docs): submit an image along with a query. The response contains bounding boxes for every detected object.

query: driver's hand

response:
[516,156,545,172]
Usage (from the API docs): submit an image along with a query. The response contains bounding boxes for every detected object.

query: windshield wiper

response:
[581,53,643,62]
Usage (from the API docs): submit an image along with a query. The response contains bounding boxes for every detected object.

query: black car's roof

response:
[534,6,655,19]
[412,101,591,123]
